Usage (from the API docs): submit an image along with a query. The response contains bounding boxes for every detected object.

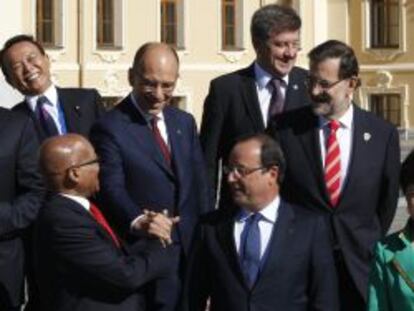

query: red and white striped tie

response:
[324,120,341,207]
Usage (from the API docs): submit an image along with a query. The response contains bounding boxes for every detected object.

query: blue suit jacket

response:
[90,96,211,253]
[184,200,339,311]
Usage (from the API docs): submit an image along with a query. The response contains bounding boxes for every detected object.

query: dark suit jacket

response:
[90,96,211,253]
[34,194,173,311]
[267,105,400,300]
[12,87,104,141]
[0,109,44,307]
[199,63,310,195]
[184,200,339,311]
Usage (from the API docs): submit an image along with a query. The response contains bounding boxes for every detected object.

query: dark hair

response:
[401,151,414,194]
[232,133,286,183]
[308,40,360,85]
[132,42,179,73]
[250,4,301,47]
[0,34,46,79]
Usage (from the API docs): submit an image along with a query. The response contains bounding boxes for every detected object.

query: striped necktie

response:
[324,120,341,207]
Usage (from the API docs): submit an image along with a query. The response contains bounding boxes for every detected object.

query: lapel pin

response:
[293,84,298,90]
[363,132,371,142]
[176,129,182,135]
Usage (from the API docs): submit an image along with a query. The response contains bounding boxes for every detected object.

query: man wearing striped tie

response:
[268,40,400,311]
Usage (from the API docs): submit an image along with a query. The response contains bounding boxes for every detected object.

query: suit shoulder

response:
[0,107,32,128]
[357,106,397,132]
[290,66,308,77]
[287,202,326,224]
[58,87,99,95]
[209,65,253,86]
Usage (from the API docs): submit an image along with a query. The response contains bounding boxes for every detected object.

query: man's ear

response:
[67,167,80,184]
[128,68,134,87]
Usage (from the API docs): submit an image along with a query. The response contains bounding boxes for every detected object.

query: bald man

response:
[34,134,177,311]
[90,43,211,311]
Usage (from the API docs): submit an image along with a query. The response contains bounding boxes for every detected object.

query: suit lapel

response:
[216,209,247,288]
[337,105,368,208]
[58,88,79,133]
[295,112,330,206]
[240,64,265,132]
[285,67,307,111]
[17,101,48,141]
[254,200,295,291]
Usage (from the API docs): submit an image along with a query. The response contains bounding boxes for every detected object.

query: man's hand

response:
[131,209,179,247]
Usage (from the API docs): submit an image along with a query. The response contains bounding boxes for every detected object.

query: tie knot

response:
[329,120,340,132]
[37,96,49,107]
[248,213,262,224]
[270,77,286,89]
[151,116,160,127]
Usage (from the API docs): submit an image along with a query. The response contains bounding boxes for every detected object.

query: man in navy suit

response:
[184,134,338,311]
[0,34,103,142]
[268,40,400,310]
[91,42,211,311]
[200,4,311,206]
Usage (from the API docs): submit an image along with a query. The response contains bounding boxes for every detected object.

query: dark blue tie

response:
[36,96,59,137]
[240,213,261,288]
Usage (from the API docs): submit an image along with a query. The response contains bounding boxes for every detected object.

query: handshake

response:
[131,209,180,247]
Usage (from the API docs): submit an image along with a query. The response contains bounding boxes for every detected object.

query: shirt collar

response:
[130,93,164,122]
[26,84,58,112]
[60,193,90,211]
[236,195,280,224]
[318,103,354,130]
[254,62,289,90]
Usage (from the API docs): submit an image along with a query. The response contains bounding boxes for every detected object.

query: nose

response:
[311,83,323,96]
[22,59,34,73]
[153,85,165,102]
[227,170,238,183]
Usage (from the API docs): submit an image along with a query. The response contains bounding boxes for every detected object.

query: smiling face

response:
[227,139,279,212]
[129,45,178,116]
[3,41,52,96]
[309,57,354,120]
[254,30,300,77]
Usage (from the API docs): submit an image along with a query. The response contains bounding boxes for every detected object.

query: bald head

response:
[39,134,99,197]
[129,42,179,115]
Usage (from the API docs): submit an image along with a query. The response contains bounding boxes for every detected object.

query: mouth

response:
[25,72,40,82]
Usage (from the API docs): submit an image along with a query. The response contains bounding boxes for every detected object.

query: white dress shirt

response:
[26,84,64,134]
[254,62,289,128]
[60,193,90,211]
[318,104,354,191]
[234,195,280,258]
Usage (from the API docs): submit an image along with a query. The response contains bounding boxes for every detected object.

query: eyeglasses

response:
[47,158,99,176]
[306,76,347,90]
[223,165,268,177]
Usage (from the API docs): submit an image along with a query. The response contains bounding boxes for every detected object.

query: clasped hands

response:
[132,209,179,247]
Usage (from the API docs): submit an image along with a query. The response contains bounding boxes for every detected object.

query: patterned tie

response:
[35,96,59,137]
[89,203,121,248]
[240,213,261,288]
[151,117,171,166]
[267,78,286,122]
[324,120,341,207]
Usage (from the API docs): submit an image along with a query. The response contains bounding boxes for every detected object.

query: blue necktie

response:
[36,96,59,137]
[240,213,261,288]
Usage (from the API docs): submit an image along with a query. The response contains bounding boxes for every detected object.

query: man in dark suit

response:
[0,109,43,310]
[91,42,210,311]
[0,34,103,142]
[268,40,400,310]
[35,134,178,311]
[200,4,311,205]
[184,134,338,311]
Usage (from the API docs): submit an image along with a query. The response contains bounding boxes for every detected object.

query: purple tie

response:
[268,78,286,122]
[35,96,59,137]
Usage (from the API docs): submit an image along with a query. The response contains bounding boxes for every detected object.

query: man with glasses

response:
[199,4,311,207]
[184,133,338,311]
[34,134,177,311]
[268,40,400,310]
[90,42,210,311]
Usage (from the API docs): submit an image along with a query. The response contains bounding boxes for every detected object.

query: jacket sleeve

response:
[366,242,390,311]
[377,127,400,234]
[0,116,44,238]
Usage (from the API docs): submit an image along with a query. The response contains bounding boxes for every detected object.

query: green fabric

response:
[367,220,414,311]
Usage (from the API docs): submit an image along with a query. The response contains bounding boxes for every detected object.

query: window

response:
[370,0,400,48]
[36,0,63,47]
[222,0,236,50]
[96,0,123,49]
[370,94,401,126]
[161,0,178,47]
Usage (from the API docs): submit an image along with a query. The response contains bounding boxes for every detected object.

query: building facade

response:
[0,0,412,132]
